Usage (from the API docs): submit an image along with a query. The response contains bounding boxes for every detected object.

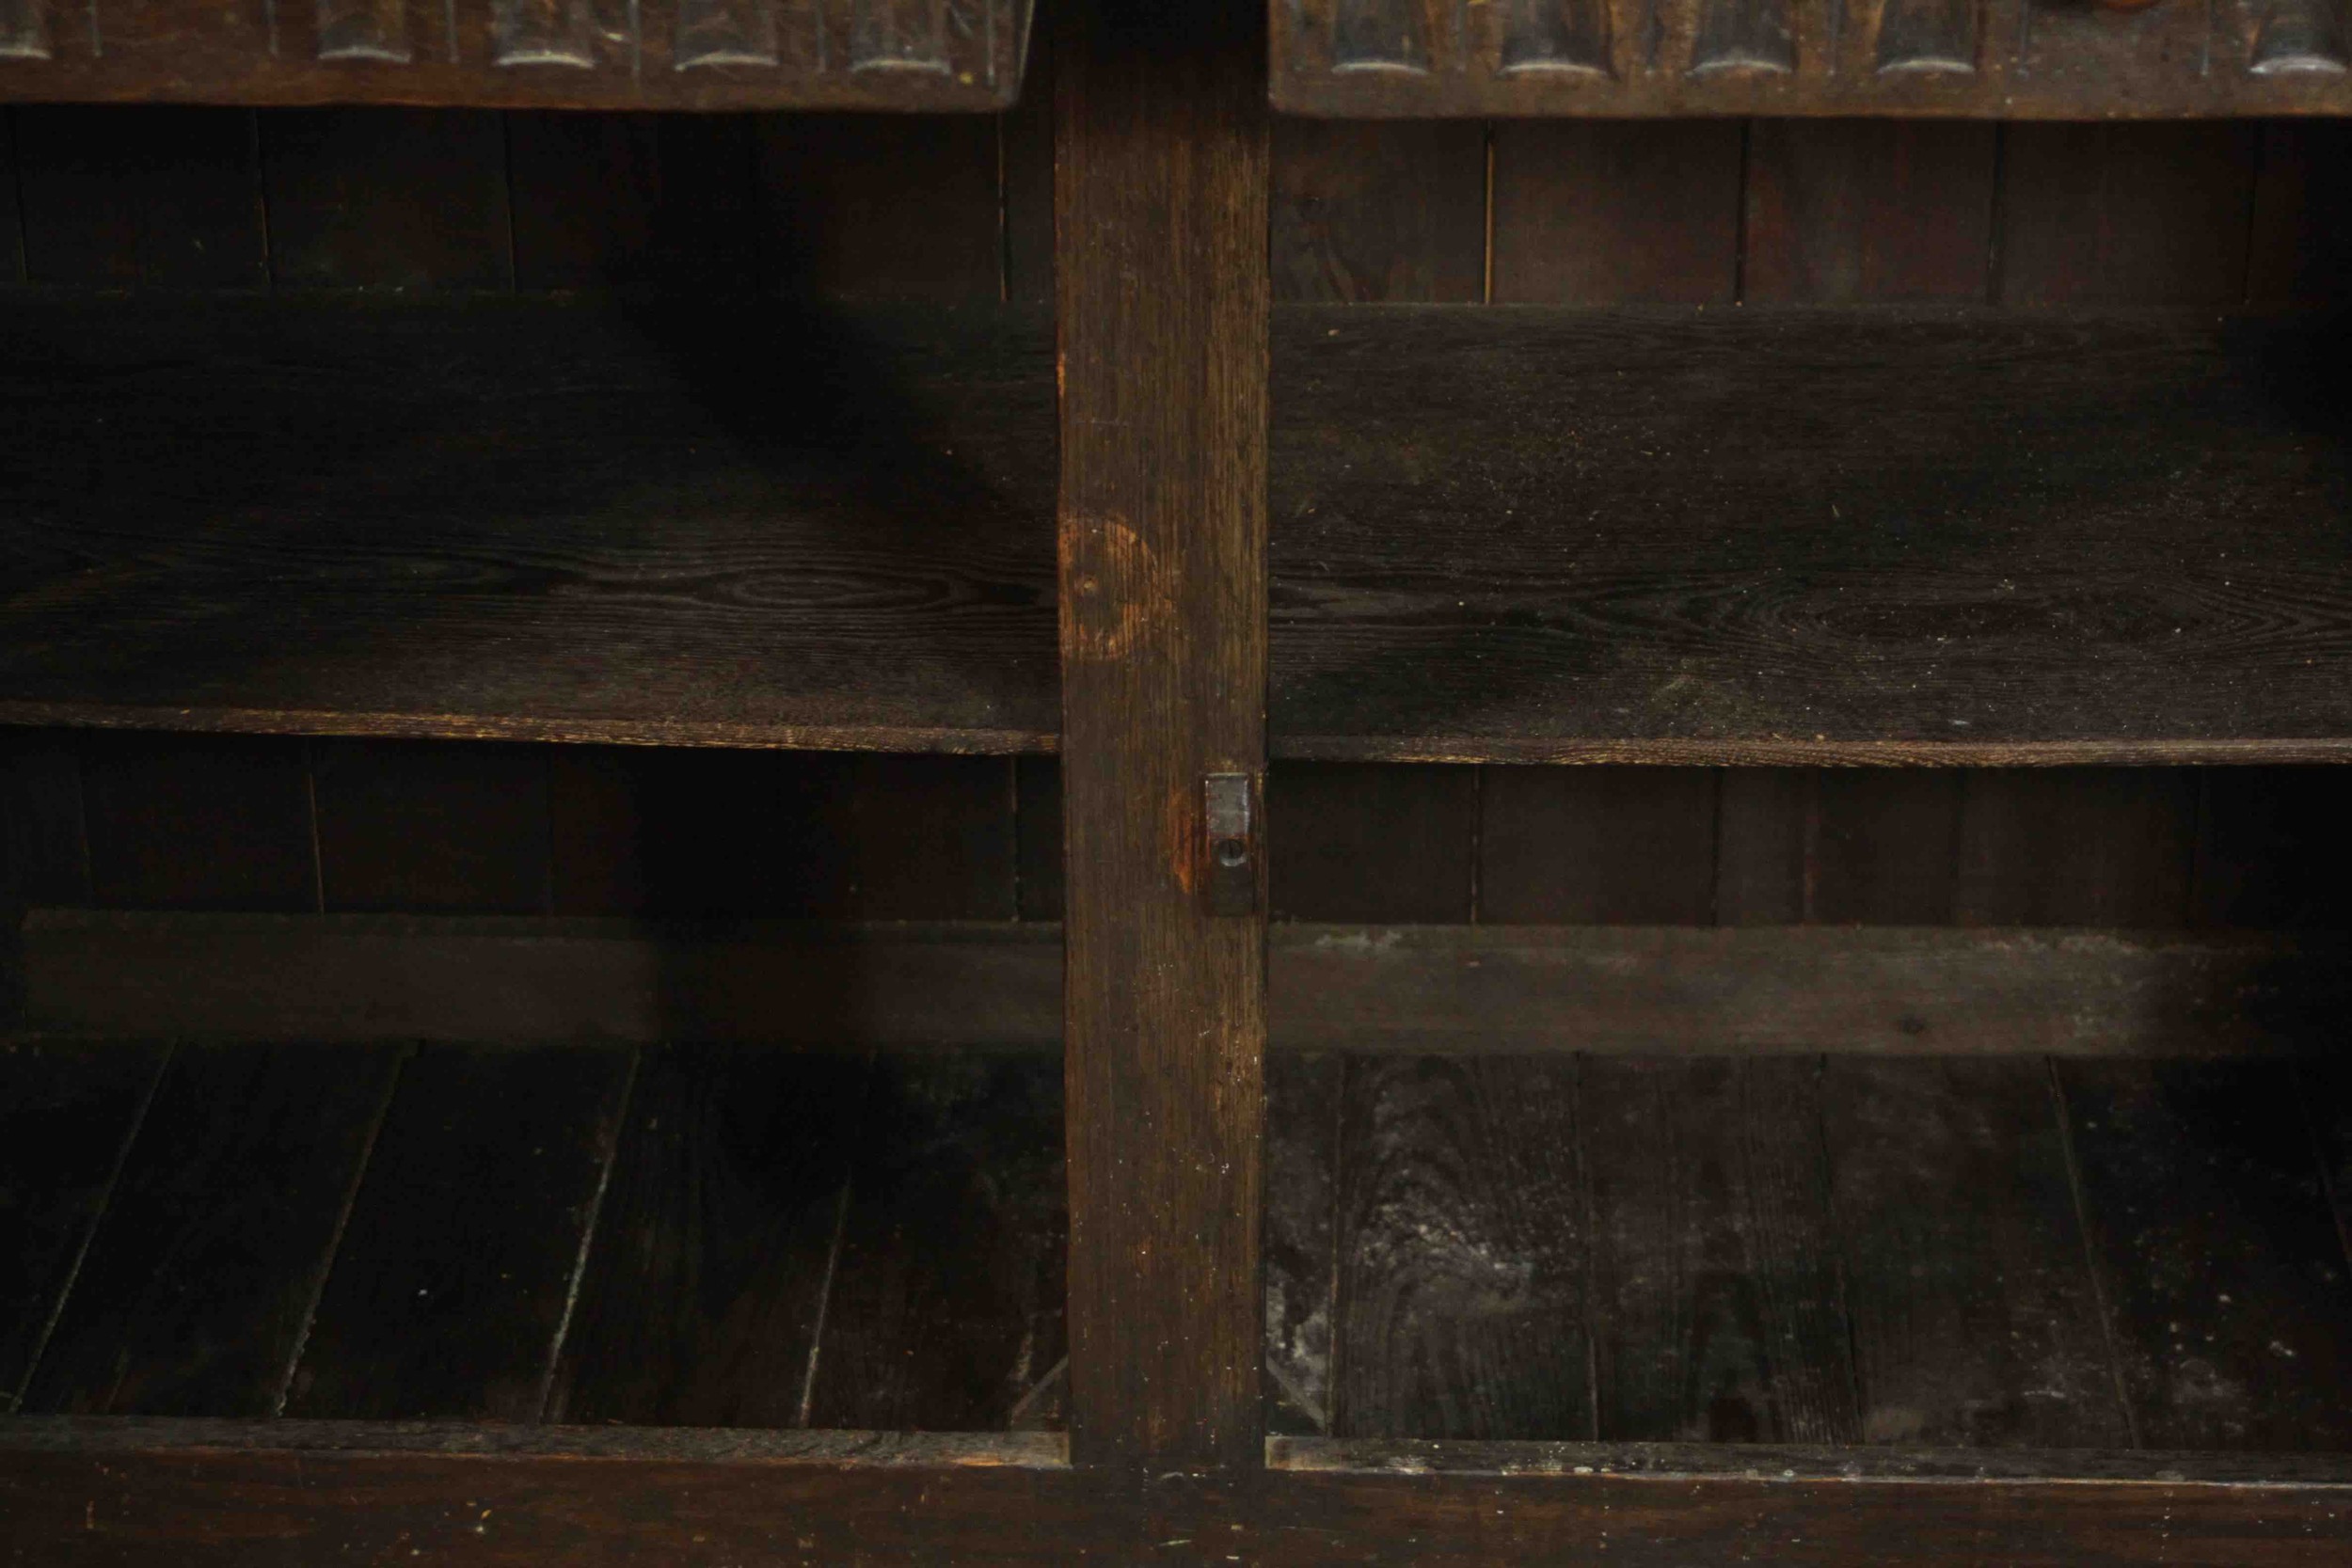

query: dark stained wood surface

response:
[545,1047,866,1428]
[3,1422,2352,1568]
[1583,1057,1856,1444]
[0,293,1057,753]
[1272,0,2352,117]
[1271,306,2352,762]
[1264,1053,1342,1436]
[1333,1056,1590,1440]
[20,1042,403,1416]
[78,735,316,913]
[1055,0,1268,1470]
[311,741,550,915]
[1821,1057,2128,1448]
[25,911,2352,1059]
[283,1044,634,1421]
[805,1056,1066,1431]
[0,1040,165,1406]
[2059,1060,2352,1451]
[0,0,1032,110]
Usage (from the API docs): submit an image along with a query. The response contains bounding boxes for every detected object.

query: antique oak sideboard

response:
[2,0,2350,1562]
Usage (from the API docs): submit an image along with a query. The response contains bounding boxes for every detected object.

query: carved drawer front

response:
[1273,0,2352,116]
[0,0,1030,108]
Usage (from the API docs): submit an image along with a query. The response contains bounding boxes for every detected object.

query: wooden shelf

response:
[14,299,2352,764]
[0,293,1057,753]
[1272,0,2352,119]
[1271,306,2352,765]
[0,0,1031,111]
[0,1036,1066,1429]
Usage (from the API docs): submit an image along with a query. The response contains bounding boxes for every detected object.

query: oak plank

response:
[806,1054,1066,1431]
[1333,1056,1590,1440]
[283,1044,633,1421]
[1582,1057,1856,1444]
[1822,1058,2129,1448]
[21,1042,403,1416]
[2061,1060,2352,1450]
[546,1047,866,1428]
[0,1040,166,1406]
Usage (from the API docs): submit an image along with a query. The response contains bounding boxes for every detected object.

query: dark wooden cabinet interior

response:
[5,7,2352,1559]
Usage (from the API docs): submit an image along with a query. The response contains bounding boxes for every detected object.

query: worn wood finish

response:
[0,0,1032,109]
[546,1048,867,1427]
[1272,0,2352,117]
[5,1420,2351,1565]
[1264,1053,1342,1436]
[0,293,1057,754]
[1582,1056,1856,1444]
[806,1055,1067,1431]
[2060,1060,2352,1451]
[283,1044,633,1422]
[1333,1055,1591,1440]
[21,1042,403,1416]
[1821,1057,2128,1448]
[24,911,2352,1057]
[1055,0,1268,1469]
[1272,306,2352,763]
[0,1040,165,1406]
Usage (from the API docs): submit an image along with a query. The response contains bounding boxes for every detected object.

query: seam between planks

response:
[2046,1056,2144,1450]
[272,1042,411,1418]
[534,1045,641,1424]
[796,1157,858,1429]
[2289,1059,2352,1287]
[8,1041,174,1413]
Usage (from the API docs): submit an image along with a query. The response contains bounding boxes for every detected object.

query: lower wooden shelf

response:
[2,1023,2347,1561]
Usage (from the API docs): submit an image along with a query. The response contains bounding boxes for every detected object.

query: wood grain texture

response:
[1743,120,1994,304]
[1272,0,2352,118]
[25,911,2352,1059]
[0,1040,165,1406]
[1489,121,1740,305]
[505,112,759,294]
[1055,0,1268,1469]
[1581,1057,1856,1444]
[1271,119,1486,305]
[1478,768,1715,924]
[1998,125,2260,308]
[11,106,264,287]
[1821,1057,2128,1448]
[546,1048,866,1427]
[0,0,1032,109]
[0,1429,2343,1568]
[1333,1056,1590,1441]
[21,1042,403,1417]
[313,741,549,915]
[4,1425,2350,1568]
[806,1055,1066,1431]
[1272,763,1474,924]
[260,110,512,289]
[283,1044,633,1422]
[0,293,1057,753]
[79,734,316,913]
[1271,306,2352,761]
[2061,1060,2352,1451]
[1264,1053,1341,1437]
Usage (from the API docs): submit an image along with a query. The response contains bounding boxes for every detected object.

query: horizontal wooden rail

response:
[17,911,2349,1056]
[0,1418,2345,1565]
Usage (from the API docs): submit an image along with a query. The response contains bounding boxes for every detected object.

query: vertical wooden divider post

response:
[1055,0,1271,1472]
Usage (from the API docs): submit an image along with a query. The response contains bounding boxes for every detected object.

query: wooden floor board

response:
[1581,1057,1857,1445]
[19,1042,404,1417]
[1822,1057,2130,1448]
[545,1047,866,1429]
[2060,1060,2352,1450]
[1333,1057,1591,1440]
[805,1054,1066,1432]
[0,1040,167,1406]
[283,1044,635,1421]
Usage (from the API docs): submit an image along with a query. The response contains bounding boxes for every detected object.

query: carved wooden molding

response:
[0,0,1030,108]
[1272,0,2352,115]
